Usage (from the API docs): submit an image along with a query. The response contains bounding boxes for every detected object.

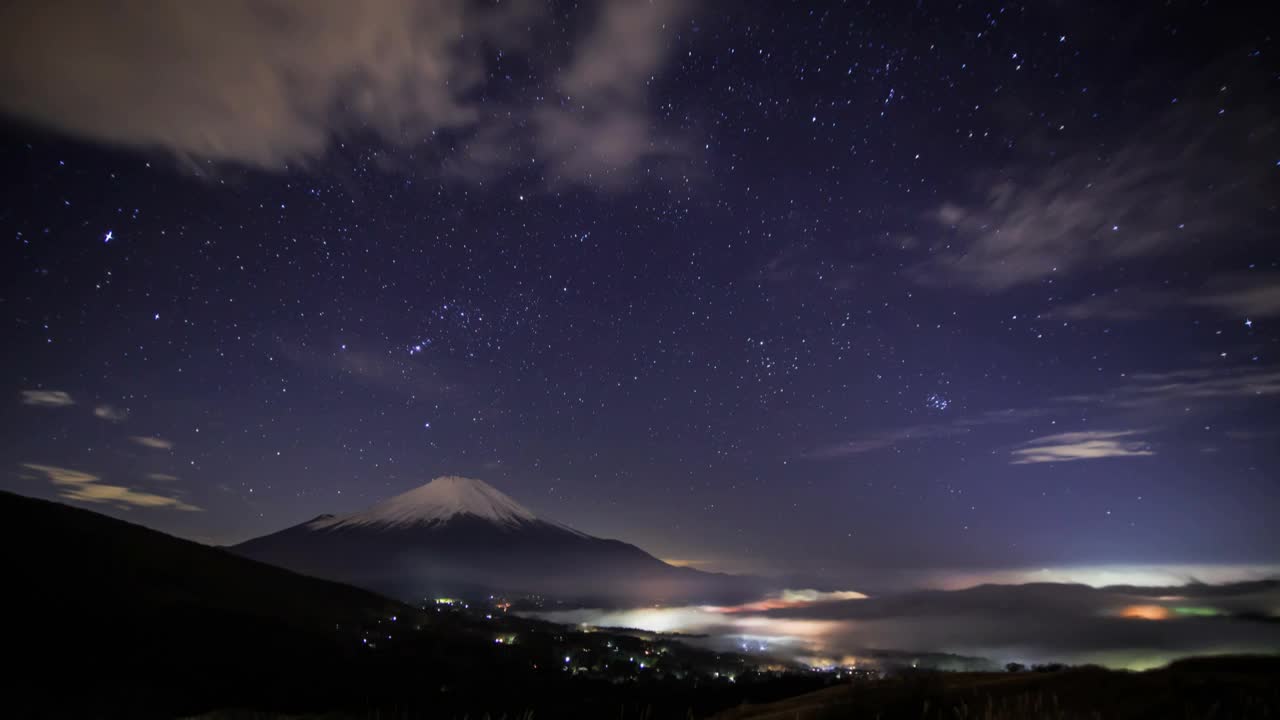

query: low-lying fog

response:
[527,581,1280,670]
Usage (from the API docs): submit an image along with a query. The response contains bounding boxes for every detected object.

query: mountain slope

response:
[4,489,407,625]
[234,476,764,605]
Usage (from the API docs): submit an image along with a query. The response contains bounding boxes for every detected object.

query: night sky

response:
[1,0,1277,587]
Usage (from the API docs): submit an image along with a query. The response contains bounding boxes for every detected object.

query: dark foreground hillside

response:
[3,491,824,719]
[714,656,1280,720]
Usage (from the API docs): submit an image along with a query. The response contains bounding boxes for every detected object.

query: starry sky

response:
[1,0,1277,587]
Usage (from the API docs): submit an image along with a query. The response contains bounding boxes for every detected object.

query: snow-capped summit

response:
[308,476,537,530]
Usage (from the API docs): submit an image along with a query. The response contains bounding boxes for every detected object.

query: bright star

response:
[103,230,113,243]
[1245,318,1253,328]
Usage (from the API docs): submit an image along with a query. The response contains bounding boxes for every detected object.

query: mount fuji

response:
[233,476,765,605]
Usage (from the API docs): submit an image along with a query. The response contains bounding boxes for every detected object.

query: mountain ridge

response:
[234,475,769,605]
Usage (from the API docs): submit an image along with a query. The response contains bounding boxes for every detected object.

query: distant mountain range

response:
[234,475,769,605]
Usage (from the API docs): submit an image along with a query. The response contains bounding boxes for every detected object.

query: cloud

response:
[0,0,691,186]
[813,363,1277,463]
[909,564,1280,591]
[706,589,870,614]
[915,66,1277,291]
[20,463,199,511]
[1053,290,1174,321]
[93,404,129,422]
[534,0,691,185]
[545,581,1280,669]
[1053,273,1280,321]
[21,390,74,407]
[131,436,174,450]
[764,581,1280,668]
[756,243,862,294]
[280,340,456,399]
[23,463,97,486]
[145,473,180,482]
[0,0,479,169]
[811,424,970,458]
[1188,273,1280,318]
[1063,365,1280,410]
[809,408,1048,459]
[1011,430,1153,465]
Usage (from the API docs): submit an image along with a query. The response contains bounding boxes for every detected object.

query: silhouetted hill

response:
[5,490,418,717]
[5,490,409,623]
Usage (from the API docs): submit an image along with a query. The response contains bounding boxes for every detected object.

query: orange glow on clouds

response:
[704,589,868,614]
[1120,604,1171,621]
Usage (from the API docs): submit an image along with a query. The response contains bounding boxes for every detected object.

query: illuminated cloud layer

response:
[915,564,1280,591]
[93,404,129,422]
[21,463,199,511]
[1010,430,1154,465]
[20,390,74,407]
[131,436,175,450]
[706,589,869,613]
[532,580,1280,670]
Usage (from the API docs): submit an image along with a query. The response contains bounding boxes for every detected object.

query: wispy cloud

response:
[20,463,199,511]
[1054,273,1280,322]
[810,408,1047,459]
[131,436,174,450]
[23,463,97,486]
[1011,430,1154,465]
[814,365,1278,463]
[757,243,861,295]
[145,473,179,482]
[21,390,74,407]
[0,0,692,187]
[279,340,456,399]
[811,424,970,458]
[1053,290,1175,322]
[93,404,129,422]
[1063,366,1280,410]
[534,0,691,186]
[1189,273,1280,318]
[914,65,1276,291]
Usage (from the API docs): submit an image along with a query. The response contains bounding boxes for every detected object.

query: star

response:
[103,230,113,243]
[1245,318,1253,328]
